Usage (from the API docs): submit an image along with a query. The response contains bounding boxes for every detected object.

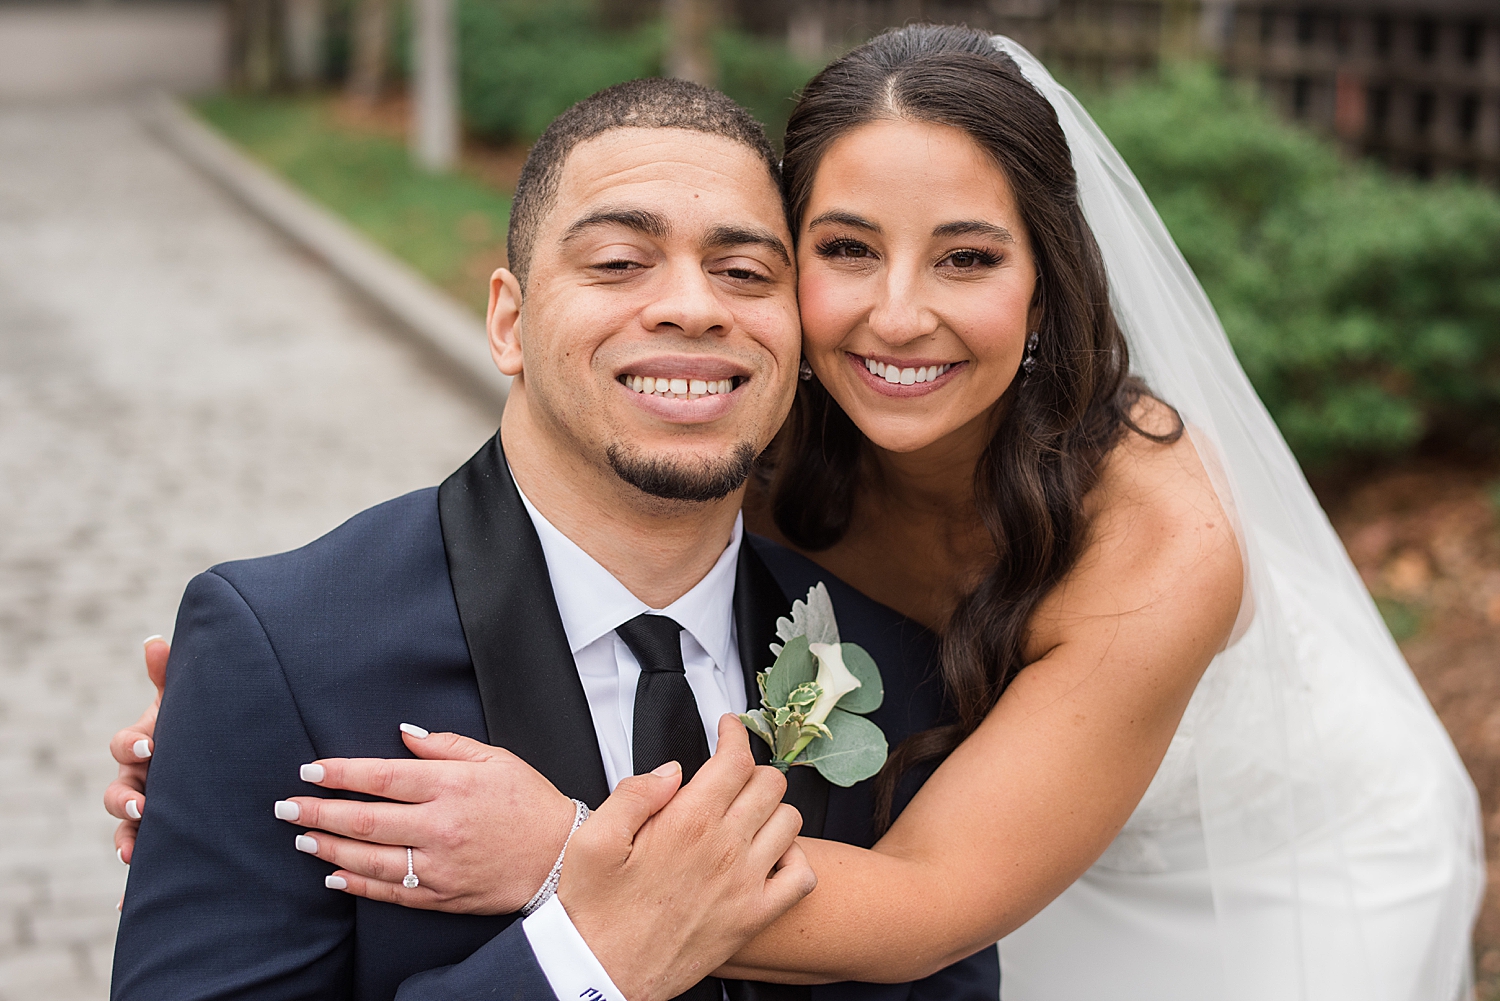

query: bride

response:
[106,25,1483,1000]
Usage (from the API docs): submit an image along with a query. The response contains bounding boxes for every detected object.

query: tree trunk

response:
[411,0,459,172]
[664,0,717,87]
[346,0,389,104]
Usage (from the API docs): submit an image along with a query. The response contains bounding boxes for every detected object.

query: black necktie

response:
[617,613,712,783]
[615,613,720,1001]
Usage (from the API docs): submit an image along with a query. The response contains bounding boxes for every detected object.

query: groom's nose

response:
[638,259,734,339]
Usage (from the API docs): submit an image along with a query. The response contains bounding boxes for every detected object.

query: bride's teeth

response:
[883,365,901,384]
[900,367,916,385]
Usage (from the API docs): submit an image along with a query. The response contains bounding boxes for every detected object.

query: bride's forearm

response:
[717,837,1003,984]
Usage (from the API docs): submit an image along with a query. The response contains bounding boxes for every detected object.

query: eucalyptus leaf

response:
[801,709,888,787]
[762,634,815,706]
[831,643,883,714]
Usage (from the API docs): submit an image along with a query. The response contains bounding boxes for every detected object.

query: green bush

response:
[458,1,661,143]
[455,1,818,148]
[1089,65,1500,469]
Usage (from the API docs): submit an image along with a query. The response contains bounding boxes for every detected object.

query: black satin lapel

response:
[734,538,829,839]
[437,433,610,809]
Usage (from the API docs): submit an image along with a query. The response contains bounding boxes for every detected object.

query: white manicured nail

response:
[295,834,318,854]
[125,800,141,820]
[142,634,164,647]
[273,800,300,821]
[300,763,325,783]
[325,875,348,890]
[399,723,429,739]
[133,738,152,759]
[117,848,127,866]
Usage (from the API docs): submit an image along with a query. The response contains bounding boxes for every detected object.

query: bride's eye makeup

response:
[813,236,876,260]
[937,248,1002,270]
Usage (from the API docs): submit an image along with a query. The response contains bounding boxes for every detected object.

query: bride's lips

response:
[845,351,966,398]
[615,355,750,424]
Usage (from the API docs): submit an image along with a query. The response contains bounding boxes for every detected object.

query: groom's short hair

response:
[506,77,783,289]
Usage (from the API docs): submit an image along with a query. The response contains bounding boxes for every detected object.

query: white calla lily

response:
[806,642,862,727]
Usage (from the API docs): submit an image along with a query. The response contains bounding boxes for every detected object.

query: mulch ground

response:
[1323,458,1500,992]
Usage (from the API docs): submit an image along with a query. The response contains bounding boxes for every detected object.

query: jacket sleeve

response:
[111,570,355,1000]
[394,920,560,1001]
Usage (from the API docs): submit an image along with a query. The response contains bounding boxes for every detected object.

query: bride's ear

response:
[1027,272,1045,336]
[488,268,524,378]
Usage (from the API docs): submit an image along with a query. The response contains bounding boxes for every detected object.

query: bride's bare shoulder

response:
[1026,395,1244,662]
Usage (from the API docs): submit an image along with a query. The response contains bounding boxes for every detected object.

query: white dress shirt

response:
[512,475,747,1001]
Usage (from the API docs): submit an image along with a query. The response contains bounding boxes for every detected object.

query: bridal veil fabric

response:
[990,37,1485,1001]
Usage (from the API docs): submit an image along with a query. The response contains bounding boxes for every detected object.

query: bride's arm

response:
[721,426,1245,983]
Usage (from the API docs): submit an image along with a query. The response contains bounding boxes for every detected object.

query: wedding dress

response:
[989,37,1485,1001]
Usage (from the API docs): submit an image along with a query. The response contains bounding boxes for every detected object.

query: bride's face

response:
[797,118,1039,455]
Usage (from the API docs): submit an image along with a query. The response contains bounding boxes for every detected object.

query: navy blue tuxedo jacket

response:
[111,435,999,1001]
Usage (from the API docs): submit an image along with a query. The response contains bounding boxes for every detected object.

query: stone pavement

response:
[0,102,498,1000]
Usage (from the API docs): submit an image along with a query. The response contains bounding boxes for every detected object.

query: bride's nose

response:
[866,264,938,347]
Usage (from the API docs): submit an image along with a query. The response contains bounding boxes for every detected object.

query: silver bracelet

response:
[519,798,590,917]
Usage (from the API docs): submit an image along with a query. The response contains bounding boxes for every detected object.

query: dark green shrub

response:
[1090,65,1500,468]
[713,31,821,146]
[457,0,661,143]
[456,1,817,148]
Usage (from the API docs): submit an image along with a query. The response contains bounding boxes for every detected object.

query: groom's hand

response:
[558,715,817,1001]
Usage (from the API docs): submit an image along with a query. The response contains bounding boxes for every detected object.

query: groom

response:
[111,78,1000,1000]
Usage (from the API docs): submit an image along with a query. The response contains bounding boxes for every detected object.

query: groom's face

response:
[503,127,800,502]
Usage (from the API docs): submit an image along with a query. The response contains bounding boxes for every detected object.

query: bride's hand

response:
[105,635,170,864]
[283,727,577,914]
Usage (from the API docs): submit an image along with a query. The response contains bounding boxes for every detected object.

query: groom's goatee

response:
[606,442,757,503]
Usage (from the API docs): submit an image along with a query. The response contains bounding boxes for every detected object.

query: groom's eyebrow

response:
[562,207,670,242]
[932,220,1015,244]
[704,225,791,266]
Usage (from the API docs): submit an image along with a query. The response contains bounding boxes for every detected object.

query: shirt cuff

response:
[521,895,628,1001]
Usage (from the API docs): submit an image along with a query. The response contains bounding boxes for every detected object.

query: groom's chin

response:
[606,442,757,504]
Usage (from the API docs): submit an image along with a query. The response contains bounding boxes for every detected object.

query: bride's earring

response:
[799,359,814,382]
[1021,331,1040,380]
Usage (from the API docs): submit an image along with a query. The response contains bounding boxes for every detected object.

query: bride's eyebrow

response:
[806,210,879,233]
[932,220,1014,243]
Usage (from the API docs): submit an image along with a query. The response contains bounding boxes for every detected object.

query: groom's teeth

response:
[619,375,738,400]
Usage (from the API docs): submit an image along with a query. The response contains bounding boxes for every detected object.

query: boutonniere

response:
[739,583,888,787]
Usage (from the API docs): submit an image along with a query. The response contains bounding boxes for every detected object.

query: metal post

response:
[411,0,458,173]
[284,0,325,87]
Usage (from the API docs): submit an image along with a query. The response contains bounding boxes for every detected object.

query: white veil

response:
[991,36,1485,1001]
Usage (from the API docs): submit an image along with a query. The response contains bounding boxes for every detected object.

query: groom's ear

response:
[487,268,524,378]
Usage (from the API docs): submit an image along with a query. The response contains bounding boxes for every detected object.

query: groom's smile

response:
[487,126,800,508]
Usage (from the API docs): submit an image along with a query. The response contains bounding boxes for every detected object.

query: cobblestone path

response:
[0,102,498,1000]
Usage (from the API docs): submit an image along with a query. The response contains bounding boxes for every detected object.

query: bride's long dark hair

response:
[769,24,1179,830]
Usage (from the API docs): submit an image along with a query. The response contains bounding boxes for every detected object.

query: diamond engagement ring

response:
[403,847,419,889]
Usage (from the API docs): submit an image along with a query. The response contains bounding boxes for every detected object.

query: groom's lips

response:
[615,355,750,424]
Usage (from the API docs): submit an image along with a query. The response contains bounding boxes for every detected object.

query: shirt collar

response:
[512,471,742,672]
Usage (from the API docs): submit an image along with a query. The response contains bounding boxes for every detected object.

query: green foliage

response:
[799,709,889,787]
[831,642,884,714]
[195,95,510,311]
[1089,65,1500,469]
[457,0,661,144]
[454,1,818,147]
[713,31,821,146]
[760,634,815,706]
[1375,597,1423,641]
